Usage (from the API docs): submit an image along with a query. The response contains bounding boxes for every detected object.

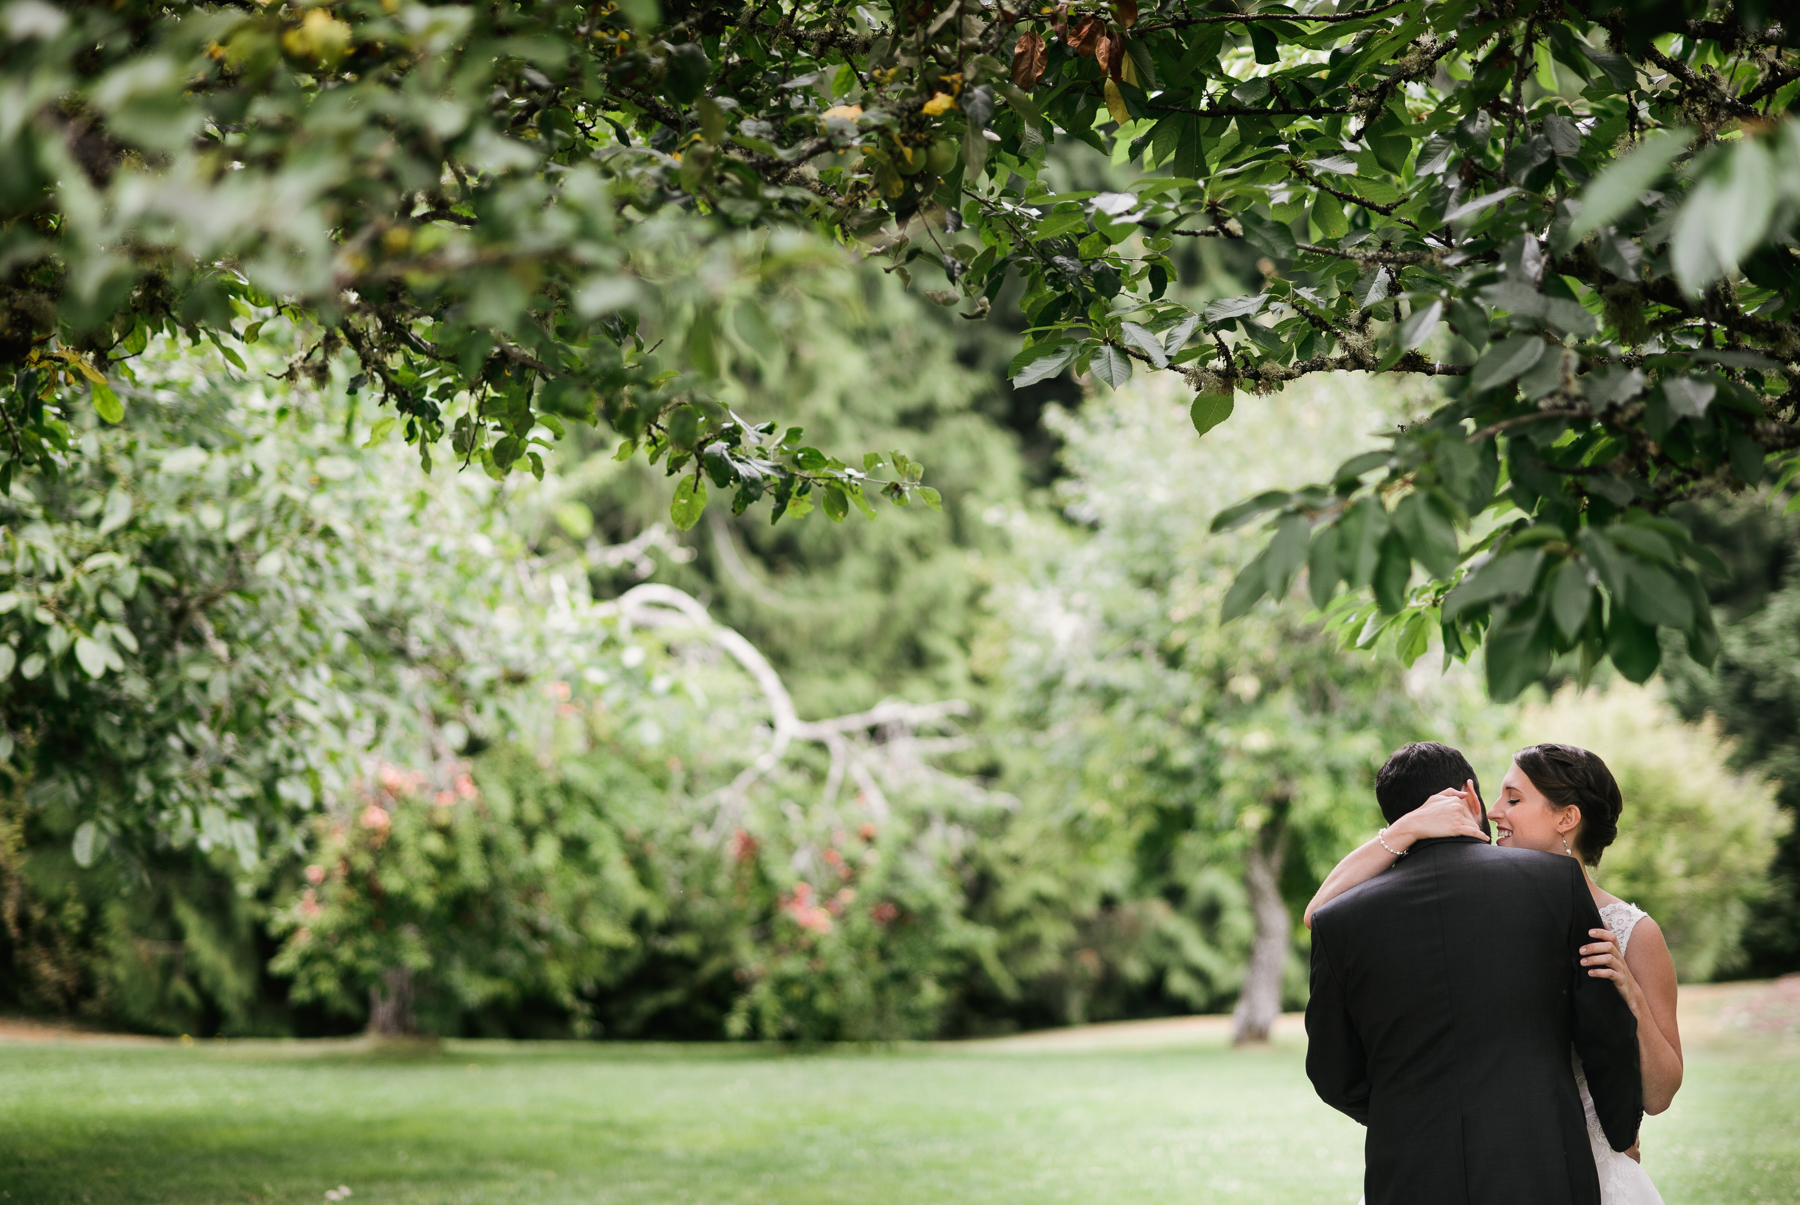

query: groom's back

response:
[1307,837,1624,1205]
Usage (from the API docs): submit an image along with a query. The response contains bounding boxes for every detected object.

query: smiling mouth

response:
[1494,827,1514,842]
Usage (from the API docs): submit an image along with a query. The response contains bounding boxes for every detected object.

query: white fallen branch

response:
[607,583,1007,831]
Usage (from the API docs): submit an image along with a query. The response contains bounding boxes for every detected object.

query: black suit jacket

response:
[1306,837,1642,1205]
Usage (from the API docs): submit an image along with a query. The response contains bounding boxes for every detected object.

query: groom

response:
[1306,741,1642,1205]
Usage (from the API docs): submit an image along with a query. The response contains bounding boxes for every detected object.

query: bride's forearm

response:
[1636,1012,1683,1115]
[1303,832,1411,929]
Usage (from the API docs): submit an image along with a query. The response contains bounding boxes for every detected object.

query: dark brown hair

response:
[1512,743,1623,865]
[1375,741,1488,837]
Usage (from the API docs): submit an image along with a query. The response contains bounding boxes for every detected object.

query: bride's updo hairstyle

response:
[1511,743,1624,866]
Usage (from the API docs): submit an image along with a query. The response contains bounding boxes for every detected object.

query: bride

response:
[1304,742,1682,1205]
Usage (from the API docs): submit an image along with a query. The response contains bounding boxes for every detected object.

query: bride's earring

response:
[1560,833,1574,857]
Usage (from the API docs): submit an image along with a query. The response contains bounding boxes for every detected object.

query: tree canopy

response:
[5,0,1800,694]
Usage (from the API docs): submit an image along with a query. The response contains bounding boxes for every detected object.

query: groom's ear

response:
[1469,777,1491,838]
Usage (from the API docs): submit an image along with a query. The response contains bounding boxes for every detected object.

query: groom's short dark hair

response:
[1376,742,1488,835]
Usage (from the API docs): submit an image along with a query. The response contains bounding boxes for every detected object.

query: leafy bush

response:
[269,750,658,1036]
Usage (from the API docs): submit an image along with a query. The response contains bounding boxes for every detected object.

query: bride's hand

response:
[1392,781,1486,843]
[1580,928,1644,1012]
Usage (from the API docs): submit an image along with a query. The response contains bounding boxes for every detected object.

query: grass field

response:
[2,984,1796,1205]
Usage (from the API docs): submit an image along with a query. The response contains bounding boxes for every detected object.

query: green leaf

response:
[1220,553,1270,622]
[1442,550,1544,620]
[1442,188,1520,224]
[1263,514,1311,598]
[363,416,397,448]
[1190,391,1235,438]
[822,485,849,523]
[74,636,109,678]
[1581,49,1637,93]
[1118,323,1168,369]
[1090,344,1132,388]
[1367,131,1410,177]
[1307,525,1341,609]
[1372,531,1412,614]
[1606,606,1661,683]
[1397,299,1443,352]
[1567,128,1691,241]
[670,474,707,531]
[1333,451,1390,486]
[1391,492,1459,578]
[1468,335,1547,394]
[1310,189,1348,239]
[917,486,942,512]
[1623,561,1693,629]
[1341,495,1390,588]
[91,381,124,424]
[72,822,98,869]
[1576,529,1629,599]
[1010,343,1077,388]
[1548,558,1591,641]
[1486,602,1554,701]
[1671,137,1777,294]
[1203,294,1270,325]
[1173,114,1203,180]
[1395,609,1432,668]
[1236,210,1296,259]
[1210,489,1289,533]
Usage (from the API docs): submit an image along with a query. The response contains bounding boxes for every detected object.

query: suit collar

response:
[1410,836,1491,850]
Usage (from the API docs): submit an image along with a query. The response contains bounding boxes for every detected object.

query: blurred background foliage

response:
[1,137,1795,1038]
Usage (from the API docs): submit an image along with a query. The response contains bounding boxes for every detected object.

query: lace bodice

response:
[1598,901,1649,955]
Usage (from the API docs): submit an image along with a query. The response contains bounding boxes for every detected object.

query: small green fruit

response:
[925,138,959,176]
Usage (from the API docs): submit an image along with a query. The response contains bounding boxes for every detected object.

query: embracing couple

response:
[1304,740,1680,1205]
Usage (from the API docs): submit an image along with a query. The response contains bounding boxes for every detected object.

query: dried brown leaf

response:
[1011,32,1048,89]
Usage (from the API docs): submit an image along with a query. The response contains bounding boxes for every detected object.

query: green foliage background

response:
[0,273,1791,1040]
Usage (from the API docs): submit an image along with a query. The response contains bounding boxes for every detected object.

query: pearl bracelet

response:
[1377,828,1408,859]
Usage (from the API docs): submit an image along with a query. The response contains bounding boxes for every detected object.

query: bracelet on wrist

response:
[1377,828,1408,859]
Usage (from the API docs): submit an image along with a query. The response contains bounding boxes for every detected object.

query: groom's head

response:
[1376,741,1490,837]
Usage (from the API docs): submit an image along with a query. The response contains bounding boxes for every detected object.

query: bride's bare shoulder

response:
[1586,879,1625,910]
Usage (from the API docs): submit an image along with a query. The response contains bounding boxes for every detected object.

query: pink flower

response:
[300,890,322,917]
[434,790,455,807]
[731,830,760,863]
[454,774,478,800]
[870,901,899,926]
[359,804,391,830]
[304,864,326,885]
[780,883,833,933]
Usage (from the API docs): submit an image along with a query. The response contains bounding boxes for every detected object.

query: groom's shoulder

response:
[1313,842,1577,932]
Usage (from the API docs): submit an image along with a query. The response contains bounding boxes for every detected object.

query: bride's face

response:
[1487,763,1579,855]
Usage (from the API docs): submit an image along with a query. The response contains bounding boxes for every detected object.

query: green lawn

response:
[1,1019,1796,1205]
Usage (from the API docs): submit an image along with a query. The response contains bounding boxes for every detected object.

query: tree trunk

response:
[367,966,417,1036]
[1232,826,1291,1045]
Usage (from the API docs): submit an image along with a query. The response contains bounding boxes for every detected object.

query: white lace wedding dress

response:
[1355,900,1665,1205]
[1570,901,1665,1205]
